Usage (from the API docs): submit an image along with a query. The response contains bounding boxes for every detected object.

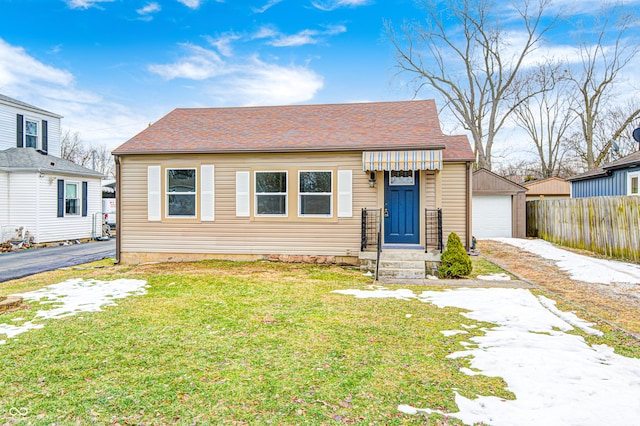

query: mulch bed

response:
[478,239,640,337]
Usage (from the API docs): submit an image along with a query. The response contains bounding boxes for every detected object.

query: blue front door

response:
[384,171,420,244]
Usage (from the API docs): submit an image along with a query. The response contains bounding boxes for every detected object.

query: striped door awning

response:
[362,150,443,171]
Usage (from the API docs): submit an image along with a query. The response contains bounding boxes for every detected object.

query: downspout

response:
[466,161,472,251]
[114,155,121,264]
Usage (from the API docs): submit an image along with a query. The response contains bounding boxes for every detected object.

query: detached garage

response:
[472,168,527,238]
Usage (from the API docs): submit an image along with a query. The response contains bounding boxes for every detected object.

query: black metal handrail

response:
[425,208,443,252]
[375,212,382,282]
[361,208,382,251]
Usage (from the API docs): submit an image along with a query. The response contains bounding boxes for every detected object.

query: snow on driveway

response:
[334,286,640,426]
[0,278,147,344]
[490,238,640,285]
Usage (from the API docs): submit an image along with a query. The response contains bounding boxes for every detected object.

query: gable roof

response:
[472,168,527,195]
[0,148,104,178]
[522,176,571,196]
[113,100,475,161]
[0,94,62,119]
[567,150,640,182]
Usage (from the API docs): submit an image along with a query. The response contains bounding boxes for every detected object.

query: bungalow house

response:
[567,150,640,198]
[112,100,475,276]
[0,94,104,244]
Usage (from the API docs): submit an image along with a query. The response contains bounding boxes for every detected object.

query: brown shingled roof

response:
[113,100,475,161]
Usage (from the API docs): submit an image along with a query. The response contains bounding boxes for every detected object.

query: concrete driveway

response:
[0,239,116,283]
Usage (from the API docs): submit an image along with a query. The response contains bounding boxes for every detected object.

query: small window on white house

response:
[65,183,80,215]
[299,171,332,217]
[25,119,39,148]
[628,171,640,196]
[255,171,287,216]
[166,168,197,217]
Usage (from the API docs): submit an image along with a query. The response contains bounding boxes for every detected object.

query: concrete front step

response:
[377,267,426,279]
[378,259,425,269]
[378,249,430,261]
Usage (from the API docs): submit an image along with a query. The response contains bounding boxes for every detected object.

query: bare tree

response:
[61,129,115,178]
[512,64,576,178]
[568,7,640,169]
[387,0,556,170]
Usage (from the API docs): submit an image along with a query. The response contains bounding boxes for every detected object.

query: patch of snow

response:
[491,238,640,285]
[426,275,439,280]
[334,287,640,425]
[477,273,511,281]
[0,278,147,344]
[537,295,603,336]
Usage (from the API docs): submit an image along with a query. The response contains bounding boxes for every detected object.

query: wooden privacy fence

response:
[527,196,640,263]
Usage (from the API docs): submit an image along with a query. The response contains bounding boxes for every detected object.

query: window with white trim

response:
[65,182,80,215]
[628,171,640,195]
[255,171,287,216]
[299,170,332,217]
[166,168,197,217]
[25,119,39,148]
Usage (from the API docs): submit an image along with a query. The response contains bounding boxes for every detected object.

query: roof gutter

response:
[0,166,104,178]
[111,144,449,156]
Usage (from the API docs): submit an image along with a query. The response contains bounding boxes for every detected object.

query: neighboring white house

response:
[0,94,104,244]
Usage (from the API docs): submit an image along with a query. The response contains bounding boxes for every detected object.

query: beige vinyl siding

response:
[424,171,436,209]
[119,152,375,258]
[439,163,468,246]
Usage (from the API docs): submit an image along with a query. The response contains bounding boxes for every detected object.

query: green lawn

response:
[0,259,634,424]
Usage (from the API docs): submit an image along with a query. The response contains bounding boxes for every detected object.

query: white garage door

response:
[473,195,512,238]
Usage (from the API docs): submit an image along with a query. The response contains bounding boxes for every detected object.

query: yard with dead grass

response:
[1,251,639,425]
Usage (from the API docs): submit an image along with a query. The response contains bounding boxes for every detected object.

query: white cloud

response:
[312,0,369,12]
[0,39,74,87]
[65,0,114,10]
[137,2,161,15]
[256,24,347,47]
[176,0,201,9]
[205,33,241,57]
[252,0,283,13]
[0,38,151,150]
[225,57,324,105]
[148,44,227,80]
[147,44,323,105]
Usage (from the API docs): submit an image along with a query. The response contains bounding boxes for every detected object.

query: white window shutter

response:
[236,171,250,217]
[148,165,161,221]
[337,170,352,218]
[201,165,215,221]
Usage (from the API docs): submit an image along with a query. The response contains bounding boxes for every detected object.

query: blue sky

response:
[0,0,638,156]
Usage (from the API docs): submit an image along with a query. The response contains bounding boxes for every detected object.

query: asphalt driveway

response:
[0,239,116,283]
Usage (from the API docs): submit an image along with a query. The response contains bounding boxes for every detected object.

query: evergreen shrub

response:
[438,232,472,278]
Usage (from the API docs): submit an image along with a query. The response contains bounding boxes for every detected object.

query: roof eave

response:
[112,144,449,156]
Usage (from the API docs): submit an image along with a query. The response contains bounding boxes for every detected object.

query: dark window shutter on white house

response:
[57,179,65,217]
[82,181,88,217]
[16,114,23,148]
[42,120,48,153]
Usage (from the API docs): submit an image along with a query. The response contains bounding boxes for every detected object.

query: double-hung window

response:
[166,168,197,217]
[25,119,39,148]
[255,171,287,216]
[65,182,80,215]
[299,171,332,217]
[628,171,640,196]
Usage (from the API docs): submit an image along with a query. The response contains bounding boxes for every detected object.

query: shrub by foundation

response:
[438,232,472,278]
